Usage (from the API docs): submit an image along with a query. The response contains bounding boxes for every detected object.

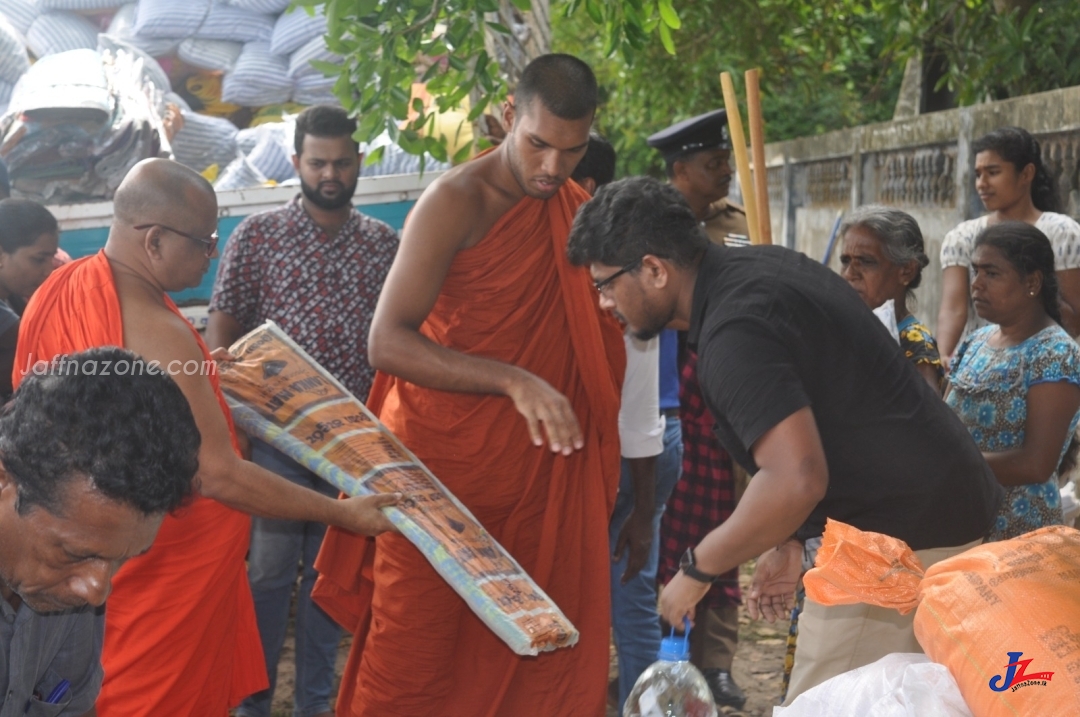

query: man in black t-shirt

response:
[567,176,1003,702]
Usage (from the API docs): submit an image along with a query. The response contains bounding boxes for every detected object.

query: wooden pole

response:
[720,72,759,244]
[745,68,772,245]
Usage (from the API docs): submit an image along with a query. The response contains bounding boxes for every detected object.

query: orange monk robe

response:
[14,251,267,716]
[314,180,625,716]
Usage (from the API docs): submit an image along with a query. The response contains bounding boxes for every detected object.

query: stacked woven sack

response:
[0,0,347,195]
[0,0,449,197]
[125,0,338,108]
[0,38,169,202]
[0,0,341,114]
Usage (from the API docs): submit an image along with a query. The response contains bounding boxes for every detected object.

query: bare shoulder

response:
[122,300,205,364]
[406,153,515,248]
[412,166,481,217]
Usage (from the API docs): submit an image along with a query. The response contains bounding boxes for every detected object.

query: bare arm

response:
[135,315,397,534]
[937,266,971,362]
[368,177,582,454]
[916,362,944,395]
[204,310,252,458]
[692,407,828,574]
[612,455,657,584]
[659,407,828,625]
[205,309,245,352]
[1056,268,1080,337]
[984,382,1080,486]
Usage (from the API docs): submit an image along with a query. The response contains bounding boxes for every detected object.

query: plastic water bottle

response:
[623,623,718,717]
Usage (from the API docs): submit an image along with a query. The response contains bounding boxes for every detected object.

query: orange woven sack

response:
[804,519,1080,717]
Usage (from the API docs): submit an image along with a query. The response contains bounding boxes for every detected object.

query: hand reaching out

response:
[505,369,583,455]
[747,539,804,623]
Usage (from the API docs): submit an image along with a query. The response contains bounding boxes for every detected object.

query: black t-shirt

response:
[688,244,1003,550]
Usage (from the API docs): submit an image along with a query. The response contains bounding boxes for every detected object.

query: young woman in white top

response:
[938,126,1080,362]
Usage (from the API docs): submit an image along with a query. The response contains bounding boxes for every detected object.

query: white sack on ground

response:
[774,654,973,717]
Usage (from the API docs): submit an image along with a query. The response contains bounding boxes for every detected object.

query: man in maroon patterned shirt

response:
[207,105,399,717]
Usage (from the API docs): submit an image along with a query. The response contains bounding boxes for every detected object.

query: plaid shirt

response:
[210,196,399,400]
[658,351,741,608]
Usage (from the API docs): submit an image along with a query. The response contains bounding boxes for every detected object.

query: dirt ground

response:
[270,563,788,717]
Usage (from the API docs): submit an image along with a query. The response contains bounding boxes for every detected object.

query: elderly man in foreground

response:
[0,347,200,715]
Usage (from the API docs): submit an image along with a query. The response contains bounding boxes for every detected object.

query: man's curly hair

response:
[1,346,200,516]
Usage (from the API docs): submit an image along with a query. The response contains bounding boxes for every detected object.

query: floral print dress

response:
[898,314,944,389]
[947,324,1080,540]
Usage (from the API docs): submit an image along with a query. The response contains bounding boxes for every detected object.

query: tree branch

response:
[402,0,442,36]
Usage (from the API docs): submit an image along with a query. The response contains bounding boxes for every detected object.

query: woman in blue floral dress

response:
[947,221,1080,540]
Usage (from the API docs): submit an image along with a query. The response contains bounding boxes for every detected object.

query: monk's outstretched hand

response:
[336,493,402,536]
[505,370,584,455]
[209,347,238,363]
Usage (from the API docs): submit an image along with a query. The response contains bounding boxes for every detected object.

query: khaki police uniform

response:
[702,198,749,246]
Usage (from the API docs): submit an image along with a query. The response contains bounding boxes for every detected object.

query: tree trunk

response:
[893,56,922,120]
[486,0,551,86]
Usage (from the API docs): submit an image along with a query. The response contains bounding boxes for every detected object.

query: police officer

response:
[647,109,749,243]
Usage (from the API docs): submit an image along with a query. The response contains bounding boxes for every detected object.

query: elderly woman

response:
[947,221,1080,540]
[839,205,944,391]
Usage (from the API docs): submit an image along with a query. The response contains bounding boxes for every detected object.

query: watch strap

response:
[680,547,719,584]
[682,562,719,584]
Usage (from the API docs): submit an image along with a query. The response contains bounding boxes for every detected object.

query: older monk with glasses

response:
[13,158,399,717]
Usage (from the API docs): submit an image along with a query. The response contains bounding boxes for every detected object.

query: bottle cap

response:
[657,619,691,661]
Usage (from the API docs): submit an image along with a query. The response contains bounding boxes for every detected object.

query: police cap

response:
[646,109,729,162]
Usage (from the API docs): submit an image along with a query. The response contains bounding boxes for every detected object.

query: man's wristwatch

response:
[679,547,720,584]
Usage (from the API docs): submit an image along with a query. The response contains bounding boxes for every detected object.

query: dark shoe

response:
[702,668,746,710]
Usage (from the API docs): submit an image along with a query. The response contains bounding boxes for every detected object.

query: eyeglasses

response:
[134,224,219,257]
[594,260,641,296]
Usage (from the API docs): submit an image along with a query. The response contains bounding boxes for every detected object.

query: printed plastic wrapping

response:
[804,519,1080,717]
[218,321,580,656]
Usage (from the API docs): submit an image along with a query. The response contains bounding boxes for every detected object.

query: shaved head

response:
[113,159,217,228]
[514,54,597,121]
[105,159,219,293]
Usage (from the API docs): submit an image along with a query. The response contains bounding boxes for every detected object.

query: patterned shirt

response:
[210,196,399,400]
[947,324,1080,540]
[940,212,1080,339]
[897,314,944,387]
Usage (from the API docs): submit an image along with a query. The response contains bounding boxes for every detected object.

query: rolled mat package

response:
[803,519,1080,717]
[218,321,579,656]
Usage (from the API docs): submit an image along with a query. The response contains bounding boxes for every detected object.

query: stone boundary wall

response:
[752,85,1080,333]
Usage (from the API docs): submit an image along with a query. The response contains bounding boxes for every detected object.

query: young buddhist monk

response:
[314,54,625,715]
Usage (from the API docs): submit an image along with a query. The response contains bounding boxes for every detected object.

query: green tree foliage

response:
[308,0,1080,175]
[554,0,905,176]
[878,0,1080,106]
[301,0,681,167]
